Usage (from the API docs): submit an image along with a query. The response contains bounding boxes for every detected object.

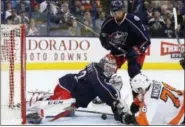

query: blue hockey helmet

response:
[110,0,125,12]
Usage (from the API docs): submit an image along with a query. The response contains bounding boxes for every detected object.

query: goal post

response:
[1,24,26,124]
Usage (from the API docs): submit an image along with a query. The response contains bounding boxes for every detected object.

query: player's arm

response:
[90,64,135,124]
[99,17,114,50]
[127,15,151,54]
[90,63,119,106]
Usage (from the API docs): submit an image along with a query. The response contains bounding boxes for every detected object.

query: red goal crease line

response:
[1,62,182,70]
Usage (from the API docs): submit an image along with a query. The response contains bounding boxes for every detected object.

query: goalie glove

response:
[112,99,132,123]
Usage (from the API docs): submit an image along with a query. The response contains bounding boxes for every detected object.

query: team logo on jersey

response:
[110,31,128,46]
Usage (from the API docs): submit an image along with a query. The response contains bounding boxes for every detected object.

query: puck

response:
[101,114,107,120]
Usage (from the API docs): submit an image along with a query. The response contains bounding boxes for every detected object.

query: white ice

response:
[1,70,184,125]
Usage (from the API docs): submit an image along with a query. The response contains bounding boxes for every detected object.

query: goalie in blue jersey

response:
[26,54,136,125]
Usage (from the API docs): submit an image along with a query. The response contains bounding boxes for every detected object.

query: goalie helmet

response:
[131,73,152,93]
[99,54,118,78]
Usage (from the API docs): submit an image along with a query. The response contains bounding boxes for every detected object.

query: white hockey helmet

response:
[131,73,152,93]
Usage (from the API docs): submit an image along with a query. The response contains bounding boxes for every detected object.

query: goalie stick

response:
[76,109,113,116]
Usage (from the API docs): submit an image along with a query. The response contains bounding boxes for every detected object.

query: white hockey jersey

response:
[135,80,184,125]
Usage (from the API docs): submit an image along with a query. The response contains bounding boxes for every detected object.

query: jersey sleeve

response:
[89,64,119,106]
[135,95,159,125]
[126,14,151,50]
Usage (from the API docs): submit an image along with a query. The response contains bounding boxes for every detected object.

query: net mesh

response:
[1,24,26,125]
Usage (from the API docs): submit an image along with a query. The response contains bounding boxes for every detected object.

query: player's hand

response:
[99,33,112,50]
[112,99,131,122]
[127,46,141,58]
[121,113,137,125]
[130,93,144,114]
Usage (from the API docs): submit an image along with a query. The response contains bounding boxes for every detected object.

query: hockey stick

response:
[172,1,184,54]
[45,109,113,118]
[76,109,113,116]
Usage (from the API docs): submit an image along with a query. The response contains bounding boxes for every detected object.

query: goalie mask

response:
[99,54,118,78]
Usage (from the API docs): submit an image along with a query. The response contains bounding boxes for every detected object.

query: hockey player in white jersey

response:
[130,73,184,125]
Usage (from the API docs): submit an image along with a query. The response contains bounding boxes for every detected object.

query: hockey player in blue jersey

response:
[100,0,150,78]
[26,54,136,124]
[99,0,151,99]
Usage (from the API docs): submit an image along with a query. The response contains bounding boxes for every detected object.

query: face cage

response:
[103,64,117,78]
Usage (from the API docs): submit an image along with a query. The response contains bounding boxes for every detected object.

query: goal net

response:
[1,24,26,125]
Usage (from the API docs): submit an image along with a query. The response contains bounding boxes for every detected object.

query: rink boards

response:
[1,37,184,70]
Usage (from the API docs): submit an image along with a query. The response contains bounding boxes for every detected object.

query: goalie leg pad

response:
[27,97,76,124]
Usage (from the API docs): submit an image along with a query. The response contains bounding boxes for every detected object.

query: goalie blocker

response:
[27,54,135,124]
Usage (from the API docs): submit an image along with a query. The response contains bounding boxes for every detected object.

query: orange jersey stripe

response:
[136,103,149,125]
[136,112,149,125]
[169,91,185,125]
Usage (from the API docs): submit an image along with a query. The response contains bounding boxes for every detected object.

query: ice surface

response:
[1,70,184,125]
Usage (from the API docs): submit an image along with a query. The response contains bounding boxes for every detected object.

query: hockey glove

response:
[99,33,112,50]
[121,113,137,125]
[130,93,144,114]
[113,104,137,124]
[112,99,132,123]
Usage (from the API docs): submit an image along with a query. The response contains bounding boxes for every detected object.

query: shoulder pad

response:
[126,13,140,21]
[148,18,155,22]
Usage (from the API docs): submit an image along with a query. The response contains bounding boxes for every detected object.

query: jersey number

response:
[76,70,87,80]
[160,82,182,108]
